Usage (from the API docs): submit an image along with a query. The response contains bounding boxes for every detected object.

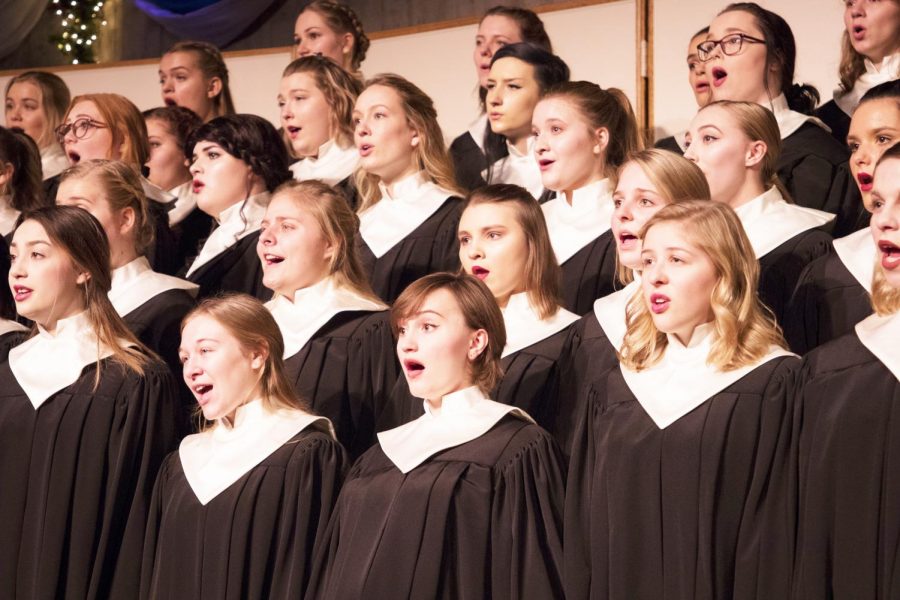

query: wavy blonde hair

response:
[615,149,711,285]
[268,179,383,304]
[354,74,460,212]
[619,201,785,372]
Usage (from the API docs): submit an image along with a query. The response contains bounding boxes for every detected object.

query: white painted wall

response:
[0,1,637,143]
[652,0,846,141]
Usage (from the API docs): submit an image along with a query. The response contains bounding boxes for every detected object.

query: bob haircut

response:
[267,179,383,304]
[391,272,505,394]
[282,55,362,148]
[64,93,150,169]
[181,293,311,429]
[461,183,561,319]
[354,74,460,212]
[12,206,152,382]
[59,159,155,255]
[185,114,291,193]
[5,70,71,149]
[619,200,785,371]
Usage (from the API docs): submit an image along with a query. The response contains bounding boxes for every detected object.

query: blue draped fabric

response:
[134,0,281,47]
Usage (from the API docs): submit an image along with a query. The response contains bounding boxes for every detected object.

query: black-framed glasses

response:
[697,33,766,62]
[55,117,108,145]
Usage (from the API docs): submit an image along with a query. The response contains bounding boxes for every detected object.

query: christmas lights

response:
[48,0,107,64]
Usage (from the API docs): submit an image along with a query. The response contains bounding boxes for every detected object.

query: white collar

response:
[501,292,579,357]
[265,276,386,358]
[482,137,543,199]
[40,144,69,180]
[8,311,123,408]
[377,386,534,473]
[541,178,615,264]
[0,195,19,237]
[141,176,175,207]
[179,398,334,505]
[110,256,198,317]
[358,171,453,258]
[466,113,489,151]
[165,181,198,226]
[592,275,642,351]
[733,186,835,258]
[769,93,831,138]
[186,192,269,276]
[0,318,27,337]
[833,226,875,293]
[855,311,900,381]
[289,139,359,186]
[834,52,900,116]
[620,322,795,429]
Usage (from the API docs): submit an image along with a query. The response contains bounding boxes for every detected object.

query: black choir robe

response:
[792,323,900,599]
[186,232,271,301]
[785,242,873,354]
[816,99,851,146]
[146,199,181,276]
[357,197,463,304]
[778,122,866,236]
[171,206,213,274]
[140,427,347,600]
[283,310,398,460]
[757,228,833,326]
[559,232,619,316]
[449,116,500,192]
[564,354,800,600]
[0,329,25,361]
[0,357,181,599]
[654,134,683,154]
[307,414,566,599]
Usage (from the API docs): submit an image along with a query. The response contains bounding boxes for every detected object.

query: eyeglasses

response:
[55,117,108,145]
[697,33,766,62]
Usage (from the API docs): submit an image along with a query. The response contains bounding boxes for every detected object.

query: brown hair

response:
[614,149,711,284]
[5,71,71,149]
[298,1,370,72]
[59,159,155,255]
[354,74,460,212]
[282,55,363,148]
[700,100,792,201]
[182,293,311,429]
[268,180,383,303]
[392,272,505,394]
[164,41,236,118]
[13,205,152,383]
[542,81,643,179]
[64,93,150,169]
[462,184,561,319]
[619,200,785,371]
[0,126,43,212]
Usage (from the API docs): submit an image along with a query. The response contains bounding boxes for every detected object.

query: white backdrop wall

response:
[0,1,637,143]
[652,0,847,141]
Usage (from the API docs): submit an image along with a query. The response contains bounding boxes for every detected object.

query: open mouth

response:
[694,80,710,93]
[711,67,728,88]
[649,293,670,314]
[358,143,373,157]
[538,158,555,171]
[857,172,874,192]
[192,383,214,403]
[12,285,32,302]
[879,240,900,270]
[192,179,205,194]
[66,149,81,164]
[163,97,177,107]
[403,359,425,379]
[471,265,490,280]
[263,253,285,266]
[852,25,866,41]
[286,125,301,139]
[618,232,638,248]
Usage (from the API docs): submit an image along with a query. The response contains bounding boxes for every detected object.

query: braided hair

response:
[302,1,370,72]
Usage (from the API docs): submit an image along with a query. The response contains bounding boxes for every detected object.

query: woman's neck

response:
[110,243,140,270]
[506,131,530,155]
[562,170,606,205]
[721,176,766,210]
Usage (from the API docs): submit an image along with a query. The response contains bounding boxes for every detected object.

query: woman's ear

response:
[250,346,268,371]
[593,127,610,155]
[467,328,489,361]
[118,206,136,237]
[745,140,767,168]
[206,76,223,100]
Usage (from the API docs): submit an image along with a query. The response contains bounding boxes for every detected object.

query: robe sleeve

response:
[139,451,177,599]
[491,424,567,600]
[434,198,463,274]
[269,432,348,600]
[91,360,182,599]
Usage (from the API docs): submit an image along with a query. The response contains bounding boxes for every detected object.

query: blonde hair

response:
[164,41,236,119]
[298,1,370,72]
[282,55,362,148]
[5,71,71,149]
[269,180,382,303]
[700,100,792,201]
[619,201,786,372]
[354,74,460,212]
[16,206,152,383]
[182,293,311,430]
[615,149,711,284]
[391,272,505,394]
[872,264,900,315]
[59,159,155,255]
[464,184,561,319]
[65,93,150,169]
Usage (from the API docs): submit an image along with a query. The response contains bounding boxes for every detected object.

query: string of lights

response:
[48,0,108,64]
